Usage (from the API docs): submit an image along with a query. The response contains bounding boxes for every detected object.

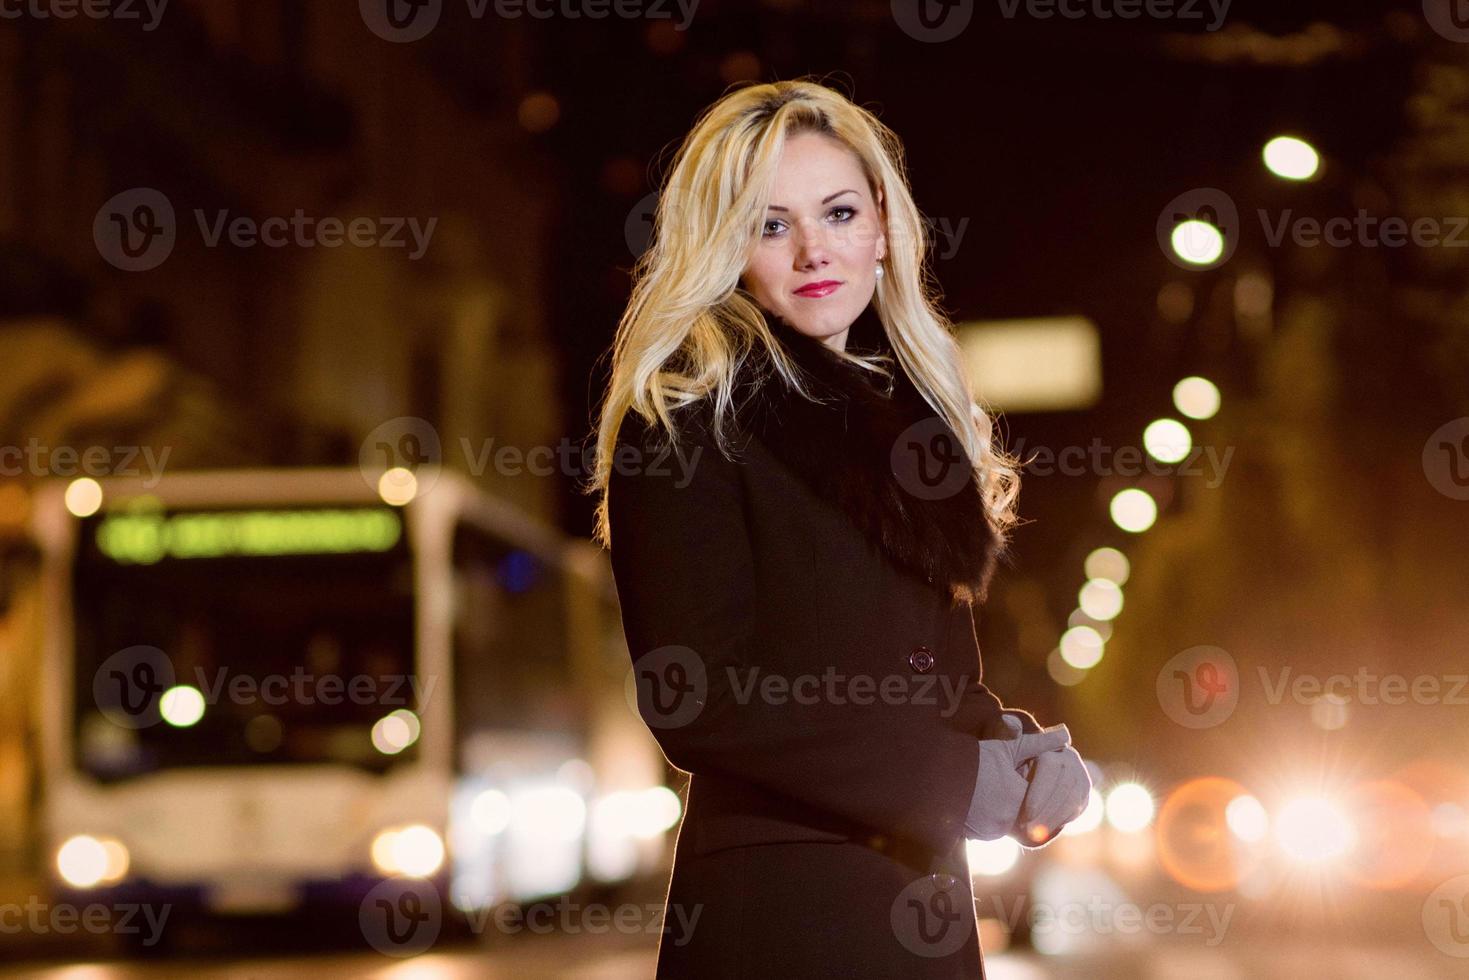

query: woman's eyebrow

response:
[765,188,858,212]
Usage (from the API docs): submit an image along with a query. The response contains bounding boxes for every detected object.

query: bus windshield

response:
[70,505,417,781]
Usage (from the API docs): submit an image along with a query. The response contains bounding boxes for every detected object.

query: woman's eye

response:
[762,207,854,238]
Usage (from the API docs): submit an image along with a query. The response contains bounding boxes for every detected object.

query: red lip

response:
[794,280,843,297]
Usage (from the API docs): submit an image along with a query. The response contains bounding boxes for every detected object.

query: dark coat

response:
[607,301,1043,979]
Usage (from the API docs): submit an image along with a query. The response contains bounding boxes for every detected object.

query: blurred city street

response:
[5,864,1469,978]
[4,0,1469,975]
[6,932,1469,980]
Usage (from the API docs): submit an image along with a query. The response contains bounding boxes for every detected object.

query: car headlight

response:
[56,834,129,888]
[371,824,445,878]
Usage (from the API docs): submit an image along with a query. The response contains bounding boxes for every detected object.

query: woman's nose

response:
[793,224,830,270]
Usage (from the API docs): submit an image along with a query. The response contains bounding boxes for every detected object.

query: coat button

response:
[908,646,934,673]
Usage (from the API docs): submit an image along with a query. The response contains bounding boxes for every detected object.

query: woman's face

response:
[741,132,886,352]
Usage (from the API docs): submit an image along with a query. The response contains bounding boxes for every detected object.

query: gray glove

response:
[1012,727,1091,848]
[964,713,1072,840]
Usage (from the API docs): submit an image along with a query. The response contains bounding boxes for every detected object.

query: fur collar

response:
[728,301,1005,607]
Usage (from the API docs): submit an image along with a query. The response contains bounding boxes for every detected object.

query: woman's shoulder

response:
[606,397,750,542]
[614,396,745,458]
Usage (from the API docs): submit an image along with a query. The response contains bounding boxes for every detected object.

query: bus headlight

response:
[57,835,130,888]
[371,824,445,878]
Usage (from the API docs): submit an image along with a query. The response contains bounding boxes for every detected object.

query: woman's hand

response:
[1012,733,1091,848]
[965,712,1093,848]
[964,715,1071,840]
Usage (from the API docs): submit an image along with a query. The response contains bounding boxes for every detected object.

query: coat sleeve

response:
[607,403,985,858]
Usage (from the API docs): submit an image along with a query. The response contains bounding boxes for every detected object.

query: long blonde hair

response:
[586,78,1021,551]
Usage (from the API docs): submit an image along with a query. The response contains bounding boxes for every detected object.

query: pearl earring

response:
[874,262,884,279]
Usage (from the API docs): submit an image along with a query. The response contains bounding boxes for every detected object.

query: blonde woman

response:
[588,79,1090,978]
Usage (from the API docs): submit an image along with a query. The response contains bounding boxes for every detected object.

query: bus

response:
[28,467,674,925]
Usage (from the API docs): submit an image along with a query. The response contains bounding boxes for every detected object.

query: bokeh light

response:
[1172,376,1221,420]
[1083,546,1130,585]
[1105,782,1155,833]
[1142,418,1192,465]
[1263,135,1320,180]
[1109,489,1158,533]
